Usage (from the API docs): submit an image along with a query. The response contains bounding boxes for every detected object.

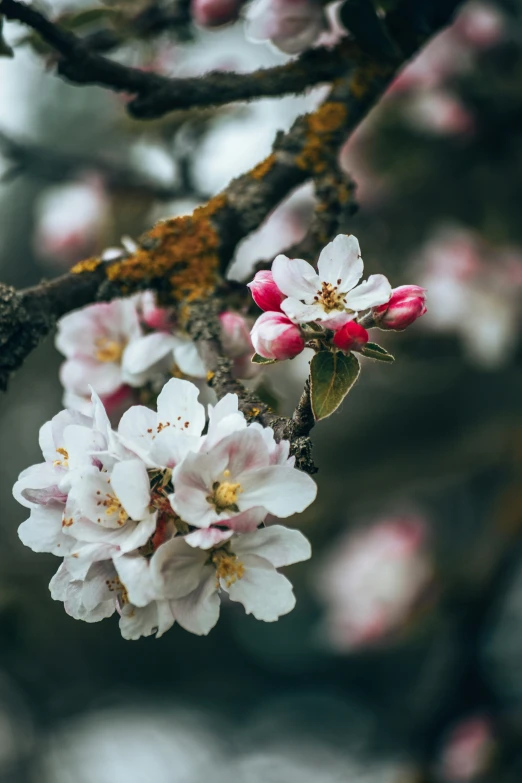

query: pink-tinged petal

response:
[344,274,392,312]
[62,424,106,470]
[173,342,206,378]
[170,450,229,528]
[239,465,317,517]
[13,463,67,508]
[247,270,285,313]
[280,297,325,324]
[219,507,266,533]
[224,554,296,621]
[184,528,234,549]
[156,378,206,436]
[18,504,73,556]
[121,332,177,377]
[316,310,354,330]
[119,600,175,640]
[251,312,305,361]
[60,357,123,397]
[233,524,311,567]
[317,234,363,292]
[151,537,208,599]
[148,429,201,469]
[205,395,246,448]
[170,567,220,636]
[114,554,157,607]
[117,405,157,463]
[220,428,270,478]
[271,255,320,300]
[110,459,151,520]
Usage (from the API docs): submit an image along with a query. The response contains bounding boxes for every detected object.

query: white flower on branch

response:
[13,379,316,639]
[271,234,392,330]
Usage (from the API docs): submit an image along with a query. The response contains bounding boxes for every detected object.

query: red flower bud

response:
[251,312,304,361]
[333,321,369,352]
[190,0,241,27]
[247,270,286,313]
[372,285,427,331]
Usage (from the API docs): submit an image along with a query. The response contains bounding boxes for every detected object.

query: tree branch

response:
[1,0,374,117]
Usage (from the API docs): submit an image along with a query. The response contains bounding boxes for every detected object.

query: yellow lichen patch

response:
[250,153,276,180]
[295,102,348,174]
[106,194,228,302]
[71,257,101,274]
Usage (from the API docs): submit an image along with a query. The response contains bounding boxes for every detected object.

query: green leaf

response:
[252,353,277,365]
[310,351,360,421]
[360,342,395,362]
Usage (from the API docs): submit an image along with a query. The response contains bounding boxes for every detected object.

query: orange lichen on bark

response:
[295,102,348,174]
[250,153,276,180]
[71,257,101,274]
[106,194,227,302]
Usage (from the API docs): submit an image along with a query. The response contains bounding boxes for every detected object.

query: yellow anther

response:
[213,481,242,511]
[95,337,125,363]
[212,551,245,588]
[53,447,69,467]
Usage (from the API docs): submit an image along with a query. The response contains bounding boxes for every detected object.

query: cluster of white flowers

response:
[14,378,316,640]
[56,292,256,415]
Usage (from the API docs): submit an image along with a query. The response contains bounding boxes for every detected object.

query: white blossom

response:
[272,234,392,330]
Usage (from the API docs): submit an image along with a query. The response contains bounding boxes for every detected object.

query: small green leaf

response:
[252,353,277,365]
[360,342,395,362]
[310,351,360,421]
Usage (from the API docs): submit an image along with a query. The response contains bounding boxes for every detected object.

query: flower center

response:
[208,479,242,513]
[102,493,128,525]
[106,576,129,605]
[53,447,69,468]
[212,550,245,588]
[315,281,347,313]
[95,337,125,363]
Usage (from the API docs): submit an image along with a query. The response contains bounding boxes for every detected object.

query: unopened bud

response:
[333,321,369,352]
[247,270,286,313]
[372,285,427,331]
[251,311,304,361]
[191,0,241,27]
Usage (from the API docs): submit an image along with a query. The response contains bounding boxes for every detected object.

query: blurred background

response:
[1,0,522,780]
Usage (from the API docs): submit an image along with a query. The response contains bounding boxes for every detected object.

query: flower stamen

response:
[212,550,245,588]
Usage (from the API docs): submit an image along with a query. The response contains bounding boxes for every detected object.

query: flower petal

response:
[170,567,220,635]
[344,274,392,312]
[272,255,320,301]
[184,527,234,549]
[239,465,317,517]
[151,536,208,599]
[110,459,151,520]
[280,298,325,325]
[156,378,206,436]
[18,503,73,556]
[233,524,311,567]
[317,234,363,292]
[119,600,175,640]
[173,341,206,378]
[121,332,177,377]
[114,553,157,608]
[224,554,296,621]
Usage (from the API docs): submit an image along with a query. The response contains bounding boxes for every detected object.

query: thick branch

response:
[1,0,370,118]
[0,0,465,393]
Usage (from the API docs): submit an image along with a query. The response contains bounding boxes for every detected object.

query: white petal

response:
[64,542,119,580]
[156,378,206,436]
[148,429,201,469]
[344,274,392,312]
[49,562,72,601]
[317,234,363,291]
[316,310,353,330]
[13,463,67,508]
[271,255,320,301]
[239,465,317,517]
[119,600,174,640]
[114,553,156,607]
[170,567,220,635]
[184,528,234,549]
[170,450,228,528]
[151,536,208,599]
[18,504,73,556]
[173,342,207,378]
[281,297,325,324]
[110,459,151,520]
[233,524,311,567]
[60,358,123,397]
[225,554,296,621]
[121,332,177,376]
[117,405,157,464]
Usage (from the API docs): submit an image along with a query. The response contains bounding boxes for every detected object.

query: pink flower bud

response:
[191,0,241,27]
[247,270,286,313]
[220,311,253,358]
[333,321,369,352]
[251,312,304,361]
[372,285,427,331]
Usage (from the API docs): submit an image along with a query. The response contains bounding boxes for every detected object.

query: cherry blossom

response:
[316,517,432,650]
[150,525,311,634]
[372,285,427,331]
[245,0,327,55]
[271,234,392,330]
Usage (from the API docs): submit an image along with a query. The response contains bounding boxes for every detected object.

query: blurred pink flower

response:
[453,2,505,49]
[316,517,432,651]
[245,0,327,54]
[405,90,474,136]
[438,716,494,782]
[191,0,242,26]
